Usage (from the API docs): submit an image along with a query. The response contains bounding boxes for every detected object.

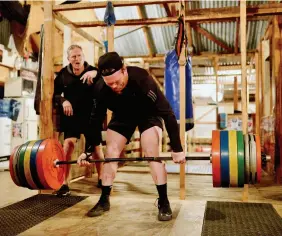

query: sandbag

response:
[104,1,116,26]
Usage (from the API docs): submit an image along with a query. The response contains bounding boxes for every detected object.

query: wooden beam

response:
[72,3,282,27]
[163,3,172,17]
[125,52,255,62]
[192,24,233,52]
[137,6,154,57]
[53,1,177,12]
[53,12,103,46]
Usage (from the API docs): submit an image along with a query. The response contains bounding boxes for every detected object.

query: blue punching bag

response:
[165,49,194,131]
[165,50,180,120]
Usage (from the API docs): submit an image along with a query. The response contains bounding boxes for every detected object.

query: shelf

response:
[0,62,38,74]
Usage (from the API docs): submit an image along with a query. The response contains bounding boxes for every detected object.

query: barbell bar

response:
[9,130,270,190]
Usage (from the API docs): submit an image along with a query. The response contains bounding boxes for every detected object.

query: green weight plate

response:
[249,134,257,184]
[244,135,250,184]
[237,131,245,187]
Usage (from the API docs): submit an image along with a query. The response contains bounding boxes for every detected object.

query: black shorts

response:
[60,114,88,140]
[107,115,163,142]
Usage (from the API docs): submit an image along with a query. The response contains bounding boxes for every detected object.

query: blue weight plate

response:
[30,139,45,189]
[220,131,229,187]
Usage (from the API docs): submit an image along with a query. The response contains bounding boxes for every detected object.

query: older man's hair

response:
[67,45,83,57]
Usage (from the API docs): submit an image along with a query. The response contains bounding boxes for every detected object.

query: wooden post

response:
[240,0,248,202]
[179,0,186,200]
[106,25,114,125]
[186,10,193,154]
[234,76,238,111]
[39,1,54,194]
[40,1,54,140]
[106,25,114,193]
[214,57,219,128]
[179,45,186,200]
[255,53,260,136]
[272,16,282,183]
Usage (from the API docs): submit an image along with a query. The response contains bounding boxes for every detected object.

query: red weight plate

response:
[212,130,221,187]
[255,135,262,183]
[36,139,65,190]
[36,139,52,189]
[9,146,21,186]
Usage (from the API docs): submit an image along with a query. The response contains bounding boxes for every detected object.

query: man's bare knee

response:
[106,142,122,157]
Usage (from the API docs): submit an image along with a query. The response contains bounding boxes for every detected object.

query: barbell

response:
[9,130,269,190]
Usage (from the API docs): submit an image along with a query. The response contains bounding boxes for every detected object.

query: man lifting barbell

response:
[77,52,185,221]
[53,44,104,196]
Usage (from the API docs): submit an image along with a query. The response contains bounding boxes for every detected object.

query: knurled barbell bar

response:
[9,130,270,190]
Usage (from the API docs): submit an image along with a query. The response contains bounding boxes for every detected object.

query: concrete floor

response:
[1,162,282,236]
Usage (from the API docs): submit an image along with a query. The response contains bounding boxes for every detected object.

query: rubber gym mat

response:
[0,194,88,236]
[201,201,282,236]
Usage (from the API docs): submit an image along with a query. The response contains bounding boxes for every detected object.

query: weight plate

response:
[13,144,24,187]
[36,139,53,189]
[18,141,32,188]
[229,130,238,187]
[244,135,250,184]
[9,146,21,186]
[212,130,221,187]
[30,139,45,189]
[23,141,38,189]
[220,131,229,187]
[36,139,66,190]
[237,131,245,187]
[255,135,262,183]
[249,135,257,184]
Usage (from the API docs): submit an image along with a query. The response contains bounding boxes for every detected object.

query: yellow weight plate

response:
[229,130,238,187]
[24,141,38,189]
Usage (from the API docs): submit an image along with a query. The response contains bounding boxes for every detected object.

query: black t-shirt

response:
[88,66,183,152]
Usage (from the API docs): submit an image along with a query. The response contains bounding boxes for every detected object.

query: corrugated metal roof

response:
[94,1,270,59]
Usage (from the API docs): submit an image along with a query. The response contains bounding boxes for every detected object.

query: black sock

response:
[100,185,112,201]
[156,184,168,203]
